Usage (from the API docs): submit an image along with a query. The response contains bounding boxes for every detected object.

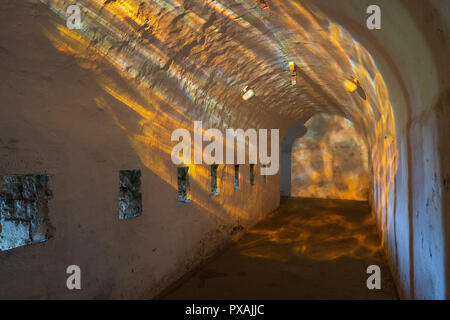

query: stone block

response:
[0,219,31,251]
[0,174,51,250]
[119,170,142,220]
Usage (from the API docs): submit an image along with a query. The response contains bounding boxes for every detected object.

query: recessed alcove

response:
[0,174,51,251]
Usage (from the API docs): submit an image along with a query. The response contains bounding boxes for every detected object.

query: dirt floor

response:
[161,198,399,299]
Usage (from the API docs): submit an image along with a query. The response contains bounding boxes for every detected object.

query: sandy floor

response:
[162,198,399,299]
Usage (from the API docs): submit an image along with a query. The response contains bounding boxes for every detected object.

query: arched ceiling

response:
[43,0,385,134]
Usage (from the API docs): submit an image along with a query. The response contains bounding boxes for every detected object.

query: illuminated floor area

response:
[162,198,398,299]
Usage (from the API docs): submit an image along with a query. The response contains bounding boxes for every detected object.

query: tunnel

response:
[0,0,449,300]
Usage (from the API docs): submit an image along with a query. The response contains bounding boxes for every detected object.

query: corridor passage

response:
[163,198,399,299]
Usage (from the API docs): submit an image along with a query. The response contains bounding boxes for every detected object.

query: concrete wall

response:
[290,114,369,201]
[1,0,449,300]
[310,0,450,299]
[280,117,309,197]
[0,0,280,299]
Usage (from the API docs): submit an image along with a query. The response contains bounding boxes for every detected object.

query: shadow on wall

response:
[290,114,369,201]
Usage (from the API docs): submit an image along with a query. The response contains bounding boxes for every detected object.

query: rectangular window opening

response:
[178,167,191,203]
[234,165,239,190]
[0,174,51,251]
[119,169,142,220]
[250,164,255,186]
[210,164,219,196]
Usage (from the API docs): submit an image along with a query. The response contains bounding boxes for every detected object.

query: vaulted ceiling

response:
[43,0,387,136]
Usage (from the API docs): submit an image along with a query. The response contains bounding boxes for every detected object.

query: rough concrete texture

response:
[162,198,398,299]
[0,0,448,300]
[308,0,450,299]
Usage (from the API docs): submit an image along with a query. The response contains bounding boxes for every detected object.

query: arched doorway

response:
[282,113,369,201]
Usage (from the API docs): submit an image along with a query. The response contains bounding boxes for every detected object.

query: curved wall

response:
[0,0,448,300]
[309,0,450,299]
[290,114,369,201]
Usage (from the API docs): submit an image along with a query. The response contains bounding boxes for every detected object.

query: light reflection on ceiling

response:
[40,0,398,254]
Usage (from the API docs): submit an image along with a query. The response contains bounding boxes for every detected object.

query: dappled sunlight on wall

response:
[41,0,397,246]
[290,114,369,201]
